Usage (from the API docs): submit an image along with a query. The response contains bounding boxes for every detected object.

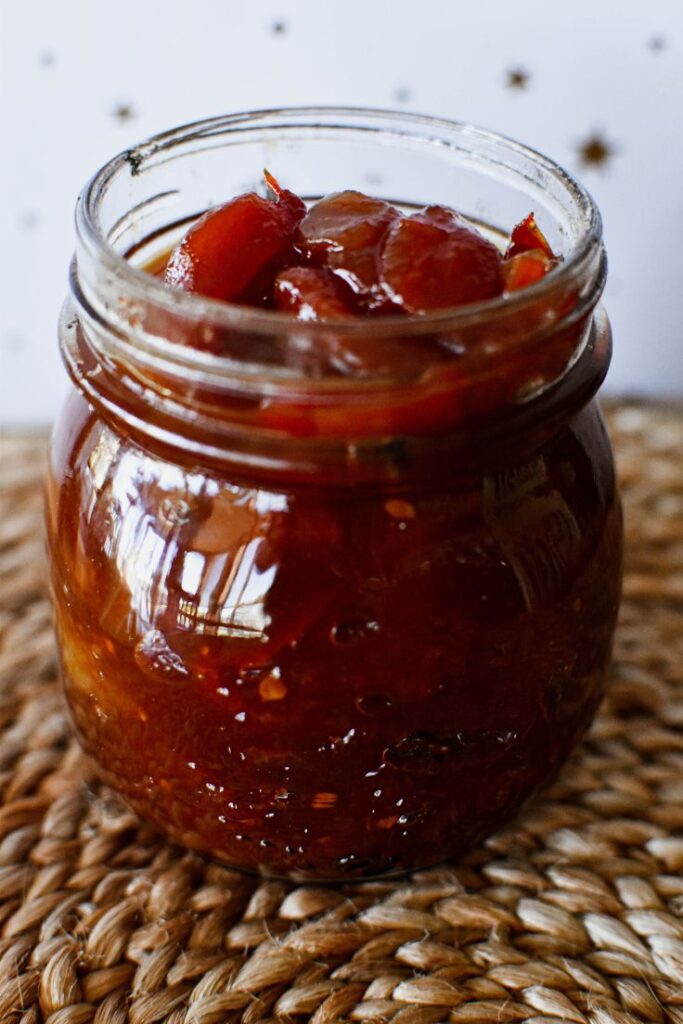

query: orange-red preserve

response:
[47,110,622,879]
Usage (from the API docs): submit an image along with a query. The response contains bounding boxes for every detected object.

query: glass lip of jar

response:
[73,105,605,391]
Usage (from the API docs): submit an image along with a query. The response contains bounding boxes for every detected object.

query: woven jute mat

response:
[1,403,682,1024]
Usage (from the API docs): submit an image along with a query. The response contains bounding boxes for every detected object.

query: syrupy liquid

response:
[47,389,622,879]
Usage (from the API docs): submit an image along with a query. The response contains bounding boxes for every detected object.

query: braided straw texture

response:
[1,403,682,1024]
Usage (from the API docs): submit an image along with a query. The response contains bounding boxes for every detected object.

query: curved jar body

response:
[47,109,622,879]
[48,393,621,879]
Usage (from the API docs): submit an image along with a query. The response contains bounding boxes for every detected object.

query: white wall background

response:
[1,0,682,425]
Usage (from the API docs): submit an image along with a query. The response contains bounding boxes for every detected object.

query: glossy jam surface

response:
[161,179,556,332]
[137,188,573,443]
[48,393,622,879]
[50,173,619,879]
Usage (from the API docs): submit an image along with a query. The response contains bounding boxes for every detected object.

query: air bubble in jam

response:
[134,630,189,684]
[355,693,394,717]
[330,617,381,645]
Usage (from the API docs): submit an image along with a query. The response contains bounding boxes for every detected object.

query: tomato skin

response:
[380,205,503,312]
[502,249,553,293]
[505,213,554,260]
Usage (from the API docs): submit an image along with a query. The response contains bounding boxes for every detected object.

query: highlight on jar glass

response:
[47,108,623,881]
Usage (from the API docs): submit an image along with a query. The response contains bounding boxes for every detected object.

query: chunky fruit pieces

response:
[380,206,503,312]
[500,214,558,295]
[502,250,554,292]
[164,173,306,303]
[163,175,556,324]
[274,266,354,320]
[296,190,399,306]
[505,212,555,260]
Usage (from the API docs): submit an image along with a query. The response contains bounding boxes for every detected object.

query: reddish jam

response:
[165,173,307,304]
[154,179,567,437]
[163,175,554,324]
[48,171,621,880]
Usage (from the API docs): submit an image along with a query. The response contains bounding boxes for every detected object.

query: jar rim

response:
[76,106,603,355]
[66,106,609,467]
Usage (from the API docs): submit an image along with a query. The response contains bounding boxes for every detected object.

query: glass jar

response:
[47,109,622,880]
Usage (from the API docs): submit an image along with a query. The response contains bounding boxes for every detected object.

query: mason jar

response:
[46,108,622,880]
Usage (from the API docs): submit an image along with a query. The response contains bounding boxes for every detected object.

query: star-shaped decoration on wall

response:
[393,85,412,105]
[577,131,617,169]
[648,35,667,52]
[112,103,136,123]
[19,210,40,231]
[1,331,27,354]
[506,67,530,90]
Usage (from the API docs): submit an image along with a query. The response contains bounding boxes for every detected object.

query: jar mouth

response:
[74,106,604,386]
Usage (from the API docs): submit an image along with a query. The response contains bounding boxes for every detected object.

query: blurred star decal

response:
[393,85,413,104]
[577,132,617,169]
[506,68,530,89]
[112,103,135,123]
[18,211,40,231]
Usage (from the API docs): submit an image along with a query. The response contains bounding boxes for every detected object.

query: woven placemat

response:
[1,403,682,1024]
